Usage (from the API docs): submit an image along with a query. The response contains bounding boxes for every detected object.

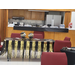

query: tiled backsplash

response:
[8,19,44,25]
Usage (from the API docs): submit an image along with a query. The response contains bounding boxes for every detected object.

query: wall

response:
[0,9,6,41]
[64,11,71,28]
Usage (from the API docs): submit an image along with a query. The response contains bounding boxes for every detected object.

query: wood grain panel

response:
[8,9,45,20]
[8,9,13,19]
[6,27,34,38]
[64,11,71,28]
[12,9,19,17]
[0,10,3,41]
[18,9,25,17]
[44,30,75,47]
[3,9,8,40]
[31,11,45,20]
[37,12,45,20]
[0,9,6,41]
[44,31,55,40]
[31,11,38,20]
[0,10,1,35]
[54,32,69,41]
[69,30,75,47]
[54,30,74,47]
[0,10,2,41]
[25,10,32,20]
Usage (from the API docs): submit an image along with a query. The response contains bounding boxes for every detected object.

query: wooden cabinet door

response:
[25,10,31,20]
[12,9,19,17]
[18,9,25,18]
[31,11,45,20]
[37,12,45,20]
[8,9,13,19]
[31,11,38,20]
[64,11,71,28]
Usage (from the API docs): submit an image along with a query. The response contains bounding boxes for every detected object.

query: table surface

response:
[4,38,54,42]
[3,38,54,52]
[14,26,68,32]
[61,47,75,65]
[4,38,55,52]
[61,47,75,53]
[1,38,54,60]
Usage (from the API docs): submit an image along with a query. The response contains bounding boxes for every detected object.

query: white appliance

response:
[46,15,61,26]
[46,15,52,25]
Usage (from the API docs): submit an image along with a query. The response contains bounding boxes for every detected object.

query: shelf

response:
[14,26,68,33]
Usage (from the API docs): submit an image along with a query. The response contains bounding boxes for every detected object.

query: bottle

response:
[52,19,54,26]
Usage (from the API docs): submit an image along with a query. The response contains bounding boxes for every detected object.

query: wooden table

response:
[1,38,54,61]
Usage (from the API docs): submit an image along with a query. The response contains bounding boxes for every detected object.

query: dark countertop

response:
[61,47,75,65]
[14,26,68,33]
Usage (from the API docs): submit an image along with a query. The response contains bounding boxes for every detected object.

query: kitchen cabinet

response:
[37,12,45,20]
[8,9,45,20]
[18,10,25,18]
[25,10,32,20]
[13,9,19,17]
[31,11,45,20]
[8,9,13,19]
[31,11,38,20]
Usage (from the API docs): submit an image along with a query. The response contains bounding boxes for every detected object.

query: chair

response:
[64,37,70,41]
[41,40,71,65]
[54,40,71,52]
[41,52,67,65]
[11,33,21,38]
[33,31,44,39]
[0,36,3,51]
